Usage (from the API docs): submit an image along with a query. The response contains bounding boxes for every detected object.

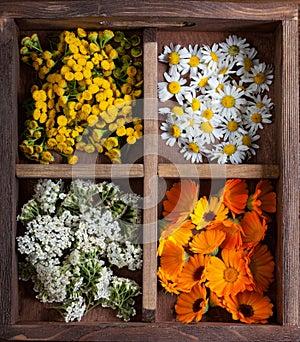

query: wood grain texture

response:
[0,18,19,326]
[15,164,144,178]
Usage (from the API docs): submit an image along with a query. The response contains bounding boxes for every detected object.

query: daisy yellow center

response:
[251,113,262,123]
[216,84,224,93]
[171,125,181,138]
[219,67,228,75]
[222,95,235,108]
[200,121,213,133]
[188,142,200,153]
[228,45,240,56]
[202,109,214,120]
[198,77,208,88]
[223,267,239,283]
[210,51,218,62]
[191,98,201,111]
[242,135,252,146]
[254,72,266,85]
[171,106,185,116]
[244,57,253,72]
[256,102,264,109]
[227,120,238,132]
[189,119,195,126]
[168,81,181,94]
[239,304,254,318]
[168,51,180,65]
[189,55,200,67]
[223,144,236,156]
[193,298,204,313]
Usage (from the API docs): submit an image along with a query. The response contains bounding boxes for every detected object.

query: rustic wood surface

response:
[0,1,299,341]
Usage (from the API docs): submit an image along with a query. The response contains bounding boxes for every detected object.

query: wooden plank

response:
[277,18,299,327]
[142,28,158,323]
[158,164,280,179]
[0,18,19,326]
[15,164,144,178]
[0,1,297,21]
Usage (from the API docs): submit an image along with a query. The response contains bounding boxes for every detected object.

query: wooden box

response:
[0,1,299,340]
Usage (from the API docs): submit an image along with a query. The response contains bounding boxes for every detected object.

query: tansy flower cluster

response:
[17,179,142,322]
[158,35,274,164]
[19,28,143,164]
[157,178,276,324]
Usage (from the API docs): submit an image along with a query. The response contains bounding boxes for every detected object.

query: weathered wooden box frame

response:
[0,1,299,340]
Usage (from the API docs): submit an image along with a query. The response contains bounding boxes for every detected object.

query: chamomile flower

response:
[160,116,186,147]
[190,68,213,94]
[219,35,250,63]
[216,59,236,81]
[212,84,246,120]
[198,119,223,144]
[159,105,186,118]
[158,43,191,74]
[243,62,274,92]
[158,70,193,105]
[180,106,202,136]
[243,108,272,134]
[236,47,259,77]
[180,137,207,163]
[209,141,248,164]
[218,116,246,141]
[201,43,224,71]
[232,131,260,159]
[207,76,229,96]
[181,44,203,76]
[247,93,274,112]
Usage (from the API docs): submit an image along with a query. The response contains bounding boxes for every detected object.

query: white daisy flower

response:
[247,93,274,112]
[211,84,246,120]
[158,43,191,74]
[200,101,221,123]
[219,35,250,63]
[200,43,224,71]
[158,70,193,105]
[218,116,246,141]
[190,68,214,94]
[243,62,274,93]
[215,58,236,81]
[198,119,223,144]
[179,106,202,137]
[180,44,203,76]
[243,108,272,134]
[186,95,205,113]
[209,141,248,164]
[207,76,230,96]
[232,131,260,159]
[160,116,186,147]
[236,47,259,77]
[179,137,207,163]
[159,105,186,117]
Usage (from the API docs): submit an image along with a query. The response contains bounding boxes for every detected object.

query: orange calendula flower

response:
[206,248,252,297]
[224,291,273,324]
[247,179,276,221]
[177,253,209,292]
[157,267,181,295]
[175,283,208,323]
[189,229,226,255]
[221,179,248,217]
[246,244,275,294]
[212,218,244,250]
[241,211,267,249]
[157,219,195,256]
[190,196,229,230]
[163,180,199,224]
[160,239,186,280]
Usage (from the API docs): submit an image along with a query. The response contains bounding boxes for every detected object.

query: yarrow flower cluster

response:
[17,178,142,322]
[158,35,274,164]
[157,178,276,324]
[19,28,143,164]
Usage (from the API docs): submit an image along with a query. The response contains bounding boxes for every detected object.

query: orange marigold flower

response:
[189,229,226,255]
[163,180,199,224]
[223,291,273,324]
[247,179,276,221]
[246,244,275,294]
[158,219,195,256]
[175,283,208,323]
[177,253,210,292]
[160,240,185,280]
[241,211,267,249]
[221,179,248,217]
[212,218,244,250]
[190,196,229,230]
[206,248,252,297]
[157,266,181,295]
